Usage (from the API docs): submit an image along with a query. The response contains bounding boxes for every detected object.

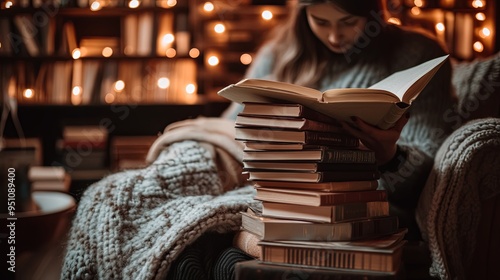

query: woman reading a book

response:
[223,0,455,239]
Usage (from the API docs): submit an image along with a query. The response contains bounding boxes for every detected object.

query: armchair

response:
[412,52,500,280]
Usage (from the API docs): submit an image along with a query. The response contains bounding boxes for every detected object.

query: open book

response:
[218,55,449,129]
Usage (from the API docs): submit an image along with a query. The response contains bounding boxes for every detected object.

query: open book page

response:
[368,55,449,103]
[231,78,323,102]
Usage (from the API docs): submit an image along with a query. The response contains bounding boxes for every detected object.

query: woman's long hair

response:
[265,0,387,88]
[268,4,331,88]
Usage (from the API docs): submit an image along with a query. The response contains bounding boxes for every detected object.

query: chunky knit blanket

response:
[61,119,257,280]
[416,118,500,280]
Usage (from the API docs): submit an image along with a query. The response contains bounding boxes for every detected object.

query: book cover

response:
[248,170,380,183]
[254,188,387,207]
[219,55,449,129]
[241,211,399,241]
[236,114,342,132]
[235,259,403,280]
[243,148,376,164]
[253,180,379,192]
[261,201,390,223]
[243,161,378,172]
[236,127,359,147]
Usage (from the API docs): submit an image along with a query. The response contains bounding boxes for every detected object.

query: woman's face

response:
[306,3,368,54]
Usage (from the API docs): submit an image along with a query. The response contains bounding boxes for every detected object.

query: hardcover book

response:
[243,161,378,172]
[235,259,403,280]
[254,188,387,206]
[236,127,359,147]
[238,102,340,123]
[248,170,380,183]
[259,232,407,272]
[243,148,376,163]
[253,180,379,192]
[241,210,399,241]
[235,114,342,132]
[218,55,449,129]
[261,201,390,223]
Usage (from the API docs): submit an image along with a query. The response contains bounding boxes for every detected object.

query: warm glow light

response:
[479,27,491,38]
[472,0,484,8]
[157,77,170,89]
[475,13,486,21]
[203,2,214,12]
[105,93,115,103]
[240,53,252,65]
[5,1,13,8]
[129,0,140,8]
[208,56,219,66]
[72,86,82,96]
[261,10,273,20]
[185,84,196,94]
[166,0,176,7]
[23,89,34,99]
[414,0,424,7]
[214,23,225,33]
[114,80,125,92]
[473,41,484,52]
[410,7,421,16]
[90,1,102,11]
[166,48,176,58]
[72,48,81,59]
[436,22,445,32]
[189,48,200,58]
[162,34,175,45]
[0,42,2,49]
[102,47,113,57]
[387,17,401,25]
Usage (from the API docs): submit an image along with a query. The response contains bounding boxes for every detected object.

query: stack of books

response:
[233,102,406,279]
[28,166,71,192]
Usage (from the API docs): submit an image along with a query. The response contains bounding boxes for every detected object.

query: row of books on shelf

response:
[231,101,406,278]
[3,58,197,104]
[1,11,189,58]
[5,0,186,9]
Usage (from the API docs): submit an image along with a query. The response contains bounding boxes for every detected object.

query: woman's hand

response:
[339,113,410,165]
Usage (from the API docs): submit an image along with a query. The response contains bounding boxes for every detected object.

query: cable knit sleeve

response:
[378,37,456,211]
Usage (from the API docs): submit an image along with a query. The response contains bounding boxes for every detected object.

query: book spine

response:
[333,201,389,222]
[318,170,380,182]
[305,132,359,147]
[321,149,376,163]
[261,246,397,272]
[320,190,387,205]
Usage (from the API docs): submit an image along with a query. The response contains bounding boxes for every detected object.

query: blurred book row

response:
[2,58,197,105]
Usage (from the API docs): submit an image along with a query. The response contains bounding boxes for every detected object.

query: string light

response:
[475,13,486,21]
[435,23,445,32]
[185,84,196,94]
[473,41,484,52]
[214,23,225,33]
[410,7,421,16]
[72,48,81,59]
[166,48,176,58]
[114,80,125,92]
[413,0,424,8]
[479,27,491,38]
[5,1,13,8]
[203,2,214,12]
[72,86,82,96]
[387,17,402,25]
[157,77,170,89]
[129,0,140,8]
[240,53,252,65]
[102,47,113,57]
[472,0,484,8]
[261,10,273,20]
[208,56,219,66]
[23,89,34,99]
[189,48,200,58]
[90,1,102,11]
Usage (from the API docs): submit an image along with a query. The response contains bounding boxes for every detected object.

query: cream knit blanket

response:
[417,118,500,280]
[61,119,257,280]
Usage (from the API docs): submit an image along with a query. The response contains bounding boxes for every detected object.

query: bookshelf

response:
[386,0,497,60]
